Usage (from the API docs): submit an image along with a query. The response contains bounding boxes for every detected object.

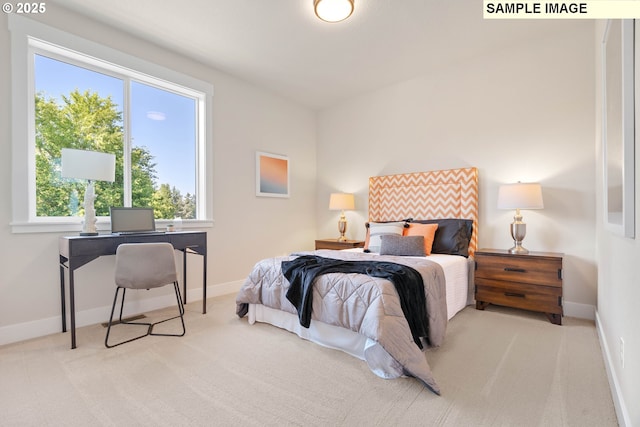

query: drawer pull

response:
[504,292,525,298]
[504,267,526,273]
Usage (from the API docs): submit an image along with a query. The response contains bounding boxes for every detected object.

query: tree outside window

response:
[34,54,198,220]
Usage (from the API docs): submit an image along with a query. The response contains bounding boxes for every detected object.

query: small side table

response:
[315,238,365,250]
[474,248,563,325]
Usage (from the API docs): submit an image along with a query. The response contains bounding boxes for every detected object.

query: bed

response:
[236,167,478,394]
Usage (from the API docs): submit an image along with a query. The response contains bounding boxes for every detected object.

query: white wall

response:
[316,21,596,319]
[594,20,640,427]
[0,9,317,344]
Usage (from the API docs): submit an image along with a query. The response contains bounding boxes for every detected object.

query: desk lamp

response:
[61,148,116,235]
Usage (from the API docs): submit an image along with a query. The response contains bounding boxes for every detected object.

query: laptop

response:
[110,207,161,235]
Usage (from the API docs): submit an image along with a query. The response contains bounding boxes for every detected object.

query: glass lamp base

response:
[337,215,347,241]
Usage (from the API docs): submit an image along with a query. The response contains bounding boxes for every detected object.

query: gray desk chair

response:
[105,242,186,348]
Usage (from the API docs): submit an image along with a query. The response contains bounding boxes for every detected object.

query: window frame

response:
[9,15,214,233]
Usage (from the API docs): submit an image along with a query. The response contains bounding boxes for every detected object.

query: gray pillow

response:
[413,219,473,257]
[379,235,426,257]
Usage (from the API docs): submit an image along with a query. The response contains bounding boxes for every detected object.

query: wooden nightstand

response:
[474,248,563,325]
[315,239,365,250]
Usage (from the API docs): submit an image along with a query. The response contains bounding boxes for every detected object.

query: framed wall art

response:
[602,19,635,238]
[256,151,290,198]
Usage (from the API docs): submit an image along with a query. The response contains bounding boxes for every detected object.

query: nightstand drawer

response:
[475,253,562,288]
[475,249,564,324]
[476,278,562,314]
[315,239,365,250]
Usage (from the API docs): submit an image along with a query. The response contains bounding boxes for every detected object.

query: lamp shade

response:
[61,148,116,182]
[314,0,354,22]
[329,193,355,210]
[497,182,544,210]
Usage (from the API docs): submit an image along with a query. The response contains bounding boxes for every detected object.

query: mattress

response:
[246,252,473,379]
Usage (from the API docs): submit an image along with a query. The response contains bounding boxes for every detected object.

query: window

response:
[9,15,213,233]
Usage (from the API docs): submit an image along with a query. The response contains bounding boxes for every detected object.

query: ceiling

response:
[49,0,579,110]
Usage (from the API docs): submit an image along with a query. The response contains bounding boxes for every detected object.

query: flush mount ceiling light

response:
[314,0,354,23]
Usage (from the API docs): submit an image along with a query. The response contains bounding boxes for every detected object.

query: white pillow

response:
[365,222,405,253]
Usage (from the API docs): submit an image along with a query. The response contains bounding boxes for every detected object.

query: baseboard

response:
[0,280,244,347]
[0,287,602,347]
[190,279,244,299]
[563,300,595,320]
[596,310,631,427]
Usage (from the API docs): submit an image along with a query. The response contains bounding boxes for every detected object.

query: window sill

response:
[10,219,215,234]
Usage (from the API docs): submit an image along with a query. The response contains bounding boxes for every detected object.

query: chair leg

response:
[105,287,153,348]
[150,282,186,337]
[105,282,186,348]
[105,287,122,348]
[118,288,127,323]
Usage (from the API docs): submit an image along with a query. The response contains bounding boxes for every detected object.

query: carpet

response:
[0,294,618,426]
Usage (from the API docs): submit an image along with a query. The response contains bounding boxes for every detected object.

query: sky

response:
[34,54,196,196]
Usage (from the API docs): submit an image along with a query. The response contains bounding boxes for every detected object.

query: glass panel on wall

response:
[130,81,197,219]
[34,54,124,217]
[33,54,199,220]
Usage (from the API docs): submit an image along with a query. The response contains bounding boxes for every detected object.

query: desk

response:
[59,231,207,349]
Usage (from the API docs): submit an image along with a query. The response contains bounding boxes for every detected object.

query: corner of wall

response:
[564,301,595,320]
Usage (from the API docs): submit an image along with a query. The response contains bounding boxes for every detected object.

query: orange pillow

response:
[404,223,438,255]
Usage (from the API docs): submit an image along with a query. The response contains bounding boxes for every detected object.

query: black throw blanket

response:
[282,255,429,349]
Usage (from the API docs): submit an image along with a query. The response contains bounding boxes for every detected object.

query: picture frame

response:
[602,19,635,238]
[256,151,290,198]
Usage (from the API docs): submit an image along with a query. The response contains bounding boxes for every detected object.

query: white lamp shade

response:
[61,148,116,182]
[497,182,544,210]
[329,193,355,210]
[314,0,354,22]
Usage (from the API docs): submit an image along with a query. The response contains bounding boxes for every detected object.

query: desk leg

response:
[203,253,207,314]
[59,264,67,333]
[183,249,188,305]
[178,248,206,314]
[69,270,77,349]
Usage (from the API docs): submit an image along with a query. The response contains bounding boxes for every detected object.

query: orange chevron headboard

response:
[368,167,479,257]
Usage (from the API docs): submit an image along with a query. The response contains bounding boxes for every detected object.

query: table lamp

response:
[329,193,355,241]
[497,182,544,254]
[61,148,116,235]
